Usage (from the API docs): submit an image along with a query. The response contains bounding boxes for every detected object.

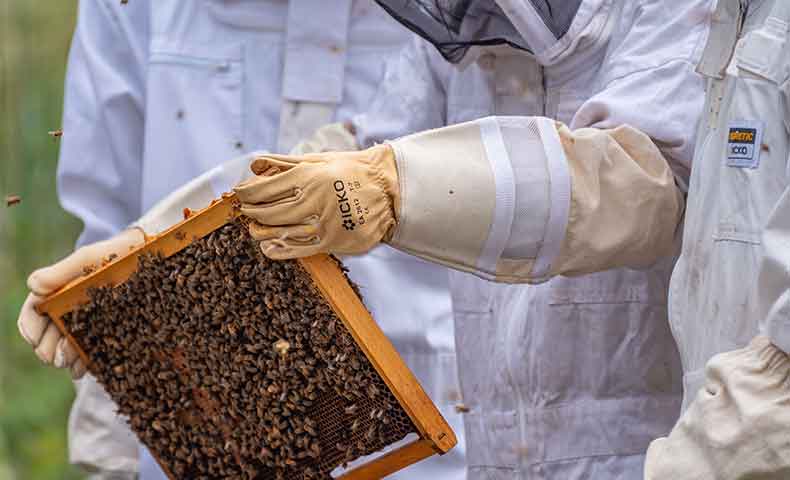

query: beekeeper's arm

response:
[235,42,700,283]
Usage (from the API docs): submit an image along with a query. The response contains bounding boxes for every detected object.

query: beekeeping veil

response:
[374,0,584,63]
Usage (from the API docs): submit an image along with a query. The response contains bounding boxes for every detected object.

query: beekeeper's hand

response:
[17,228,145,379]
[18,150,258,378]
[644,336,790,479]
[234,144,399,259]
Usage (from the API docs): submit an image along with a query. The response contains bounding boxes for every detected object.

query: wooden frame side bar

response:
[299,256,457,453]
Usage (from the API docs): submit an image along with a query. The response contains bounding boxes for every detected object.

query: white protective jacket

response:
[669,0,790,408]
[57,1,465,478]
[354,0,711,478]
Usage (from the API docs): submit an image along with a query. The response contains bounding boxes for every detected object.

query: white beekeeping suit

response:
[235,0,710,478]
[55,1,465,478]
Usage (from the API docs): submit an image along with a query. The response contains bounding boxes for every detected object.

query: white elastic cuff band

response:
[478,117,516,274]
[531,119,571,279]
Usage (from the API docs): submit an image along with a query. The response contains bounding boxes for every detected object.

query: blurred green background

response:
[1,1,84,479]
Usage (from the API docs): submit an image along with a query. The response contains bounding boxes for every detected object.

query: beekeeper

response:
[15,1,466,479]
[232,0,712,478]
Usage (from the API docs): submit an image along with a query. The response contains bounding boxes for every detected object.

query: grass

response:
[1,1,85,478]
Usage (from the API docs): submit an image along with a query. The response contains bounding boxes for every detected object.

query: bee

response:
[5,195,21,207]
[455,403,471,413]
[344,404,358,415]
[303,422,317,437]
[365,425,377,442]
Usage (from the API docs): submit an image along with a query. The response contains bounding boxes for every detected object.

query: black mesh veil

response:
[374,0,583,63]
[375,0,528,63]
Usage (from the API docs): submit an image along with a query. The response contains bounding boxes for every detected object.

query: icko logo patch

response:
[727,120,764,169]
[334,180,356,231]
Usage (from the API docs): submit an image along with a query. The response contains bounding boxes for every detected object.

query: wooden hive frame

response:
[36,194,457,479]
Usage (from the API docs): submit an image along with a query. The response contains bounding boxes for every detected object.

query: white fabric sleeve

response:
[388,116,683,284]
[56,0,149,476]
[383,0,703,284]
[549,124,683,278]
[388,117,561,283]
[353,36,451,148]
[133,152,259,235]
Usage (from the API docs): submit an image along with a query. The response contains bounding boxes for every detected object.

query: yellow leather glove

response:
[233,144,399,259]
[18,228,145,379]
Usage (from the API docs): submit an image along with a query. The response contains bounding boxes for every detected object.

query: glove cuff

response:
[370,144,400,242]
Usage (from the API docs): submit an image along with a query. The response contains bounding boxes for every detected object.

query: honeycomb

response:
[61,220,416,479]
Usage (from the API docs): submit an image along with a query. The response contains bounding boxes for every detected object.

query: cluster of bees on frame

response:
[62,220,415,479]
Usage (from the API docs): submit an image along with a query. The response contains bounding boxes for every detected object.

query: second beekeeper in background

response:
[15,1,466,479]
[233,0,712,478]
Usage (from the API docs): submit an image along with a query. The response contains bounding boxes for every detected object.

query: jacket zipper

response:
[502,295,529,472]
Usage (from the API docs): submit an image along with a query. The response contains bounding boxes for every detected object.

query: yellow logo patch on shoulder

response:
[727,120,763,168]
